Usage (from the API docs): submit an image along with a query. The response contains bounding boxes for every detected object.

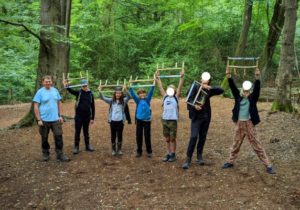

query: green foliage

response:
[0,0,39,104]
[2,0,299,104]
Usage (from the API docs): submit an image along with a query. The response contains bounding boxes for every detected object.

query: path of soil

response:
[0,98,299,209]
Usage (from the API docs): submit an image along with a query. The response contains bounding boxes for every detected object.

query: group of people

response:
[33,68,275,174]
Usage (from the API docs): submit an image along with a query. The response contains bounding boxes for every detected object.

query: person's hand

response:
[63,79,69,88]
[180,68,185,78]
[37,120,43,126]
[195,104,202,110]
[202,84,211,90]
[226,67,231,78]
[59,116,64,124]
[90,120,94,125]
[255,68,260,79]
[155,71,160,80]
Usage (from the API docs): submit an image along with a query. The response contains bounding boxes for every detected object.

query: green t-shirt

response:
[238,98,250,121]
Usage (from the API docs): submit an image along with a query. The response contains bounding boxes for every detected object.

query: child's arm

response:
[146,85,155,101]
[129,87,139,103]
[99,91,112,104]
[155,72,166,96]
[226,68,239,99]
[176,69,185,98]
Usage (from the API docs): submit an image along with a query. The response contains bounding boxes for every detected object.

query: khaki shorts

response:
[162,120,177,139]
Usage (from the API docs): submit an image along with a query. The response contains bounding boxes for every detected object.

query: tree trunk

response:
[235,0,253,56]
[259,0,285,83]
[11,0,72,129]
[271,0,297,113]
[221,0,253,90]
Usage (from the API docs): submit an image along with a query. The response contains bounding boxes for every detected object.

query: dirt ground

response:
[0,97,299,209]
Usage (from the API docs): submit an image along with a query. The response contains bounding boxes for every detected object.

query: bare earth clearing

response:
[0,98,299,209]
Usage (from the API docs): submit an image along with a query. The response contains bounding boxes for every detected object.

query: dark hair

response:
[112,90,124,105]
[137,88,146,95]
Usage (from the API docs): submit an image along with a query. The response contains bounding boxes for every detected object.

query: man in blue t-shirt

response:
[33,75,70,162]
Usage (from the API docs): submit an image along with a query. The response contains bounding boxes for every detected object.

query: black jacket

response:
[187,83,224,120]
[228,78,260,125]
[67,88,95,120]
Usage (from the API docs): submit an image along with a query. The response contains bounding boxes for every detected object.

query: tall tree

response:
[271,0,298,112]
[259,0,285,83]
[235,0,253,56]
[221,0,253,90]
[12,0,72,128]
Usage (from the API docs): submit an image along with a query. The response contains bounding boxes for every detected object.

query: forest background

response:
[0,0,299,104]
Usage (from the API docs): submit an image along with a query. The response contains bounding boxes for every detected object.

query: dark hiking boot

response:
[57,153,70,162]
[168,153,176,162]
[86,145,95,152]
[196,154,206,165]
[266,166,276,174]
[42,150,50,161]
[222,162,234,169]
[162,153,171,162]
[147,153,153,158]
[73,146,79,155]
[182,157,192,170]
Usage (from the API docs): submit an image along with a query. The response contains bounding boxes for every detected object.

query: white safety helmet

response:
[242,81,252,91]
[201,72,211,82]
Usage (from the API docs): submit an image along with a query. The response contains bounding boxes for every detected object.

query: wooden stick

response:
[65,84,82,88]
[80,71,83,78]
[156,67,183,71]
[159,75,181,78]
[131,84,155,88]
[175,62,178,67]
[228,57,259,61]
[228,65,258,69]
[129,79,154,83]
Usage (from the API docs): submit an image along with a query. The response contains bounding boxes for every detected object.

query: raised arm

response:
[64,80,79,96]
[146,85,155,102]
[129,87,139,103]
[176,69,185,98]
[252,68,261,102]
[99,91,113,104]
[155,72,166,96]
[226,68,239,99]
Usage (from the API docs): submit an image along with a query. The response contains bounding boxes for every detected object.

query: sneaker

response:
[147,153,153,158]
[182,157,191,170]
[112,150,117,156]
[117,150,123,156]
[168,153,176,162]
[42,153,50,161]
[135,152,142,158]
[73,146,79,155]
[86,145,95,152]
[196,158,206,166]
[162,153,170,162]
[57,153,70,162]
[266,166,276,174]
[222,162,234,169]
